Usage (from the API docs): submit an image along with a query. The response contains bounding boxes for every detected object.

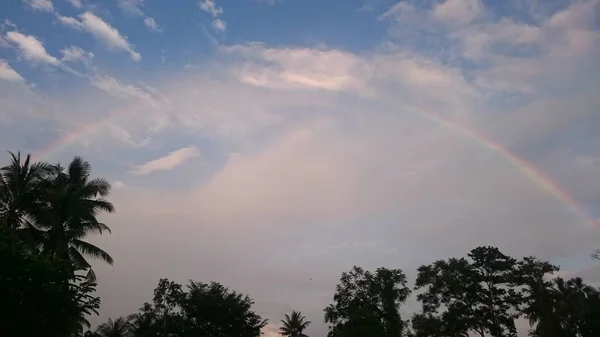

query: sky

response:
[1,0,600,335]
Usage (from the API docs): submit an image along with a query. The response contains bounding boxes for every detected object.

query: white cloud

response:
[199,0,223,17]
[224,43,370,92]
[58,12,141,61]
[23,0,54,12]
[57,15,84,29]
[0,60,25,82]
[130,146,200,175]
[212,18,226,33]
[60,45,94,64]
[199,0,227,33]
[143,17,163,32]
[5,31,59,65]
[65,0,82,8]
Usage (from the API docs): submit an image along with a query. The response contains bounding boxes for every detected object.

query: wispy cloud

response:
[130,146,200,175]
[90,74,157,105]
[58,12,141,61]
[23,0,54,12]
[199,0,227,33]
[117,0,145,16]
[0,59,25,82]
[117,0,163,33]
[5,31,59,65]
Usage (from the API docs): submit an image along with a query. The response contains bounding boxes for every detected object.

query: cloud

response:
[223,43,370,92]
[5,31,59,65]
[60,46,94,64]
[23,0,54,12]
[199,0,227,33]
[58,12,141,61]
[130,146,200,175]
[0,60,25,82]
[431,0,483,25]
[143,17,162,32]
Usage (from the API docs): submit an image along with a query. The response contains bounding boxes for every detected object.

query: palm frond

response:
[72,239,114,265]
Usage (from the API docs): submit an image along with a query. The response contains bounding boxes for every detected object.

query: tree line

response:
[1,152,599,337]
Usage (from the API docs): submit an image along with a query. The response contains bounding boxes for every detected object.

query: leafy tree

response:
[516,257,563,337]
[0,225,100,337]
[123,278,267,337]
[414,246,521,337]
[550,277,600,337]
[324,266,411,337]
[280,311,311,337]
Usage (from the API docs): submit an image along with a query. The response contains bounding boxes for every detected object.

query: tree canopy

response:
[324,266,411,337]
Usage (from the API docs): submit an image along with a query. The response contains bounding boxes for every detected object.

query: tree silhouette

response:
[0,225,100,337]
[414,246,521,337]
[324,266,410,337]
[280,311,311,337]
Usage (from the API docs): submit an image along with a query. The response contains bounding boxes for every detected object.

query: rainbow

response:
[411,106,597,228]
[32,104,141,162]
[32,104,597,228]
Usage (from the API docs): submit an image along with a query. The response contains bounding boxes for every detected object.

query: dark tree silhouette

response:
[120,278,267,337]
[280,311,311,337]
[0,225,100,337]
[94,317,133,337]
[414,246,521,337]
[38,157,115,281]
[324,266,411,337]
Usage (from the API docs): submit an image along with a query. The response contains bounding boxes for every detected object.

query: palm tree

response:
[0,152,51,231]
[38,157,115,280]
[95,317,132,337]
[280,311,311,337]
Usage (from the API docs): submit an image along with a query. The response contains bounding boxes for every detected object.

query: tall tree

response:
[280,311,311,337]
[414,246,521,337]
[324,266,411,337]
[38,157,115,280]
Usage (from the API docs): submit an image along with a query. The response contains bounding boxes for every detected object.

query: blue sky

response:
[2,0,600,335]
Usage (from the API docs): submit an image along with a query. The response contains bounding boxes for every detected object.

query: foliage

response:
[324,266,411,337]
[280,311,311,337]
[0,225,100,337]
[121,278,267,337]
[414,246,522,337]
[0,152,112,334]
[95,317,134,337]
[1,153,115,277]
